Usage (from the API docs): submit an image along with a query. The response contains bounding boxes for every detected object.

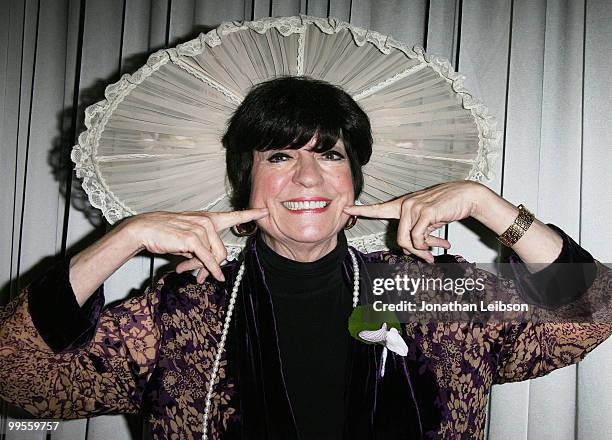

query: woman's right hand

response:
[123,208,269,283]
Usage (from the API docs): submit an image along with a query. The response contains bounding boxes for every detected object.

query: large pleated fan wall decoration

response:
[71,15,499,259]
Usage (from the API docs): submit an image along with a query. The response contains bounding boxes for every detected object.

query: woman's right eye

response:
[267,153,291,163]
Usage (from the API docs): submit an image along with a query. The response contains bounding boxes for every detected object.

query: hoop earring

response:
[232,221,258,237]
[344,215,357,230]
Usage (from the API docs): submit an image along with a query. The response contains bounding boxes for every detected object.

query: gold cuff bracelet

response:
[497,204,535,247]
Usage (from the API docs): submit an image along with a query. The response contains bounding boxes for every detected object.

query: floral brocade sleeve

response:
[493,260,612,383]
[492,228,612,383]
[0,260,164,418]
[420,224,611,384]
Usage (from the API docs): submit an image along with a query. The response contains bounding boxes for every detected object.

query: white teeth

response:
[282,200,330,210]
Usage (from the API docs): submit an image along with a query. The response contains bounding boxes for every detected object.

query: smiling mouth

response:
[281,199,331,212]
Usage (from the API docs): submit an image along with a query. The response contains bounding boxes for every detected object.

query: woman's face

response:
[249,135,354,252]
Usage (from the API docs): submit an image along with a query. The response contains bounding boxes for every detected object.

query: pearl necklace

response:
[201,248,360,439]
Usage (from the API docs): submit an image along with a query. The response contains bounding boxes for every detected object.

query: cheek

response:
[249,169,287,204]
[331,168,355,200]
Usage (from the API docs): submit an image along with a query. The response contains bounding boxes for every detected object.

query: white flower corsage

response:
[359,323,408,377]
[348,305,408,377]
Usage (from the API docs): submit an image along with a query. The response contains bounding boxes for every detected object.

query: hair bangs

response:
[252,92,344,154]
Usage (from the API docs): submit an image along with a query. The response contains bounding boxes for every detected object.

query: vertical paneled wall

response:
[1,1,610,439]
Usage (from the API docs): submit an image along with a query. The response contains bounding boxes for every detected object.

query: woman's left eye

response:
[321,150,345,160]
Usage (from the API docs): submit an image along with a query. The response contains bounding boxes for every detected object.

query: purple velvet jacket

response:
[1,224,611,439]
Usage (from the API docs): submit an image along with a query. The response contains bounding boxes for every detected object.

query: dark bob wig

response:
[222,76,373,210]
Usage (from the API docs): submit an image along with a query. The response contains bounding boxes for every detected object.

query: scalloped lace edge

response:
[70,14,500,236]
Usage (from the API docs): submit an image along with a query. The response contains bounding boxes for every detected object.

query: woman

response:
[1,77,610,439]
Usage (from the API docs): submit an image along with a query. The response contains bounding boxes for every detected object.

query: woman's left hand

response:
[343,180,489,263]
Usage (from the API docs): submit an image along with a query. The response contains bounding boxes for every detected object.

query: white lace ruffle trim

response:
[71,14,500,255]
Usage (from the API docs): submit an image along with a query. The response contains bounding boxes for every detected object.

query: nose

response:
[292,152,324,187]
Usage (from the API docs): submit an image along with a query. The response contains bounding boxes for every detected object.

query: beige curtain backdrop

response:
[1,0,610,439]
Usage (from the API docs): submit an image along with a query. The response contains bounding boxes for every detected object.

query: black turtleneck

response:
[256,231,353,440]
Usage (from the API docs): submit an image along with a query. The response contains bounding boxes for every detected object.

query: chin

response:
[259,208,347,245]
[268,219,338,243]
[279,224,340,244]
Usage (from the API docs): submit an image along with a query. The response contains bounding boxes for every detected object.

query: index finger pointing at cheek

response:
[210,208,269,231]
[343,200,401,219]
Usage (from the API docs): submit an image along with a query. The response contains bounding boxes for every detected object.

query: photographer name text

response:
[372,300,529,312]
